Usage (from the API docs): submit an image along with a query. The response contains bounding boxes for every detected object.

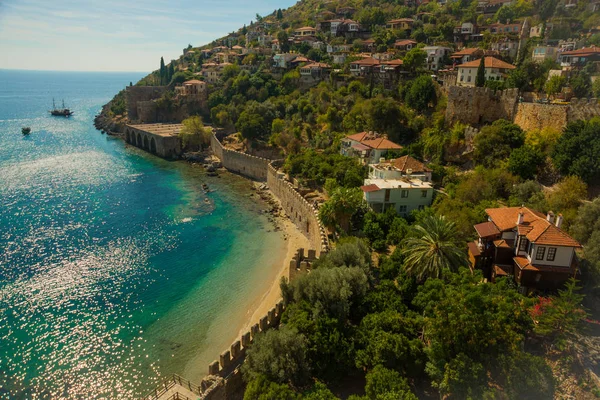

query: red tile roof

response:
[394,39,417,47]
[362,137,402,150]
[351,57,380,66]
[457,56,516,69]
[513,256,576,273]
[452,48,481,57]
[475,221,500,238]
[345,132,402,150]
[485,207,582,248]
[361,184,380,192]
[390,155,429,172]
[560,46,600,57]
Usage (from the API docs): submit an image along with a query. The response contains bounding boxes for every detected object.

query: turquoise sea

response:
[0,70,286,399]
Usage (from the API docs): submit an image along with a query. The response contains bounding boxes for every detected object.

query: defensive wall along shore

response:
[144,249,319,400]
[210,134,330,255]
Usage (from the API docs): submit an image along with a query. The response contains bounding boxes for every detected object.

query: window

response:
[519,237,529,251]
[536,246,546,260]
[421,190,428,198]
[418,205,425,210]
[401,190,409,198]
[467,76,471,82]
[385,189,391,202]
[547,247,557,262]
[399,205,407,213]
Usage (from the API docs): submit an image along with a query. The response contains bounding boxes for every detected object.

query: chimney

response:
[546,211,555,224]
[517,212,524,225]
[556,214,564,229]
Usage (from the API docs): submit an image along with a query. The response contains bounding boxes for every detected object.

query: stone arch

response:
[137,133,142,147]
[143,135,149,150]
[125,130,130,143]
[150,137,157,154]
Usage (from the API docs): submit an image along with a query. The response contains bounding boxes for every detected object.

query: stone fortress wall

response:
[445,86,520,126]
[446,86,600,131]
[513,97,600,131]
[209,134,270,182]
[126,86,168,122]
[210,134,330,255]
[267,161,330,256]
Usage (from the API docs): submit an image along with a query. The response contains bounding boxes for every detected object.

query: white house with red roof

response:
[468,206,582,291]
[361,177,433,216]
[457,56,516,86]
[340,132,402,164]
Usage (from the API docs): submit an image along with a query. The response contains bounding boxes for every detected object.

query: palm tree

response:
[401,215,468,281]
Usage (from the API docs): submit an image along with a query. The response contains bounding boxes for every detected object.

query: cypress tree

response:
[168,63,175,84]
[276,8,283,19]
[475,57,486,87]
[160,57,166,85]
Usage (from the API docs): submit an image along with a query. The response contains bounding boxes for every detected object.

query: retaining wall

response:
[210,134,269,181]
[267,162,329,255]
[513,98,600,132]
[445,86,520,126]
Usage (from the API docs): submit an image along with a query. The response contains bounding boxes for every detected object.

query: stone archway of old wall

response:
[137,133,142,148]
[143,135,149,150]
[150,137,157,154]
[125,130,131,144]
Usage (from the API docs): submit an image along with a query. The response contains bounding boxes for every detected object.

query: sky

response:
[0,0,297,72]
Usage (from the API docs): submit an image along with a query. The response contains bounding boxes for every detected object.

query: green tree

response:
[402,48,427,75]
[508,145,543,180]
[276,8,283,19]
[237,110,268,141]
[179,116,211,150]
[593,78,600,98]
[364,366,418,400]
[282,266,369,321]
[244,375,300,400]
[319,187,366,234]
[544,75,566,99]
[242,326,310,386]
[277,31,290,53]
[570,72,591,98]
[530,279,587,350]
[475,57,486,87]
[401,215,468,281]
[355,310,425,374]
[167,63,175,84]
[404,75,437,113]
[413,270,533,398]
[552,118,600,184]
[159,56,166,85]
[473,119,525,167]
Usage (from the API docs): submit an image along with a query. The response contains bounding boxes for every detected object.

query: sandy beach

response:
[237,216,310,338]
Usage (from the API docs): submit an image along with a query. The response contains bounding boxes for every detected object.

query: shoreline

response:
[180,178,310,382]
[236,215,310,339]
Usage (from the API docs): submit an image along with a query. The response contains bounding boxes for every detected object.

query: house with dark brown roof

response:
[368,155,432,182]
[340,132,402,164]
[468,206,582,291]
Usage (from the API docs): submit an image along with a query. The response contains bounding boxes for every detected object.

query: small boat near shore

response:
[49,99,74,117]
[22,127,31,135]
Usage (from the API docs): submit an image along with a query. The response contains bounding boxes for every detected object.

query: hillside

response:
[101,0,600,398]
